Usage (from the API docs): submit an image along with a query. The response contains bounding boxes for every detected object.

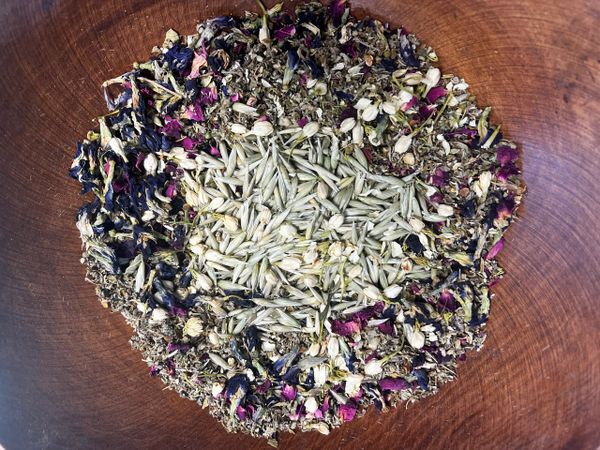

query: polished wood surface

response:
[1,0,599,449]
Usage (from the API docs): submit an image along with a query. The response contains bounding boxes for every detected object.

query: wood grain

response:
[0,0,599,449]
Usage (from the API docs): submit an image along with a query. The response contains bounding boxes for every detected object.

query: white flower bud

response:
[304,396,319,414]
[184,317,203,337]
[354,97,372,110]
[150,307,168,323]
[409,217,425,232]
[363,285,380,300]
[279,223,297,239]
[436,204,454,217]
[232,102,258,116]
[143,153,158,175]
[339,117,356,133]
[195,273,213,291]
[404,324,425,349]
[382,101,398,115]
[328,214,344,229]
[362,104,379,122]
[302,121,320,138]
[230,123,248,134]
[222,215,239,232]
[251,120,274,136]
[344,373,364,396]
[394,135,412,154]
[384,284,402,299]
[364,359,383,376]
[352,122,364,145]
[279,257,301,272]
[327,337,340,358]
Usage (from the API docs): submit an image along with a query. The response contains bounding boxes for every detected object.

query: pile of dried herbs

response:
[69,0,524,444]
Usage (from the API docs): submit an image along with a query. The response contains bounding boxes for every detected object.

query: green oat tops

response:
[69,1,524,444]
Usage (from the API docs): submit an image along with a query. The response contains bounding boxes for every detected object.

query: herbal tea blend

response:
[70,0,524,443]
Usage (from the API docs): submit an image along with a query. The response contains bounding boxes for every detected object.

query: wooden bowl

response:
[1,1,598,448]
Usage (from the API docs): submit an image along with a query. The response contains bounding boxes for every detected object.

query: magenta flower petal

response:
[419,104,436,119]
[181,137,195,150]
[209,146,221,157]
[338,403,357,422]
[438,290,457,311]
[496,164,519,182]
[256,378,272,394]
[183,103,205,122]
[426,86,447,103]
[296,116,309,127]
[379,377,410,391]
[282,384,297,401]
[496,146,518,167]
[274,24,296,40]
[401,95,418,111]
[236,405,248,420]
[198,86,218,106]
[149,364,159,377]
[485,237,505,260]
[159,116,183,138]
[378,320,395,335]
[332,319,361,336]
[431,167,449,187]
[165,180,177,198]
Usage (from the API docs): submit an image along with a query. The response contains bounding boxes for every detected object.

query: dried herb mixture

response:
[69,1,524,444]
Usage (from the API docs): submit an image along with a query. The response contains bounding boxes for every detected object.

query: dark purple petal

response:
[429,191,444,204]
[165,358,176,377]
[430,167,449,187]
[438,290,457,311]
[496,146,519,167]
[331,319,361,336]
[362,147,374,163]
[167,342,191,353]
[340,41,357,58]
[495,197,515,221]
[496,163,519,182]
[329,0,347,26]
[485,237,505,260]
[419,104,436,119]
[379,377,410,391]
[159,116,183,138]
[198,86,219,106]
[401,95,418,111]
[426,86,447,103]
[181,137,195,150]
[274,24,296,40]
[378,320,395,335]
[296,117,309,128]
[235,405,248,420]
[149,364,159,377]
[183,102,205,122]
[165,180,177,198]
[338,402,357,422]
[256,378,272,394]
[281,384,297,401]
